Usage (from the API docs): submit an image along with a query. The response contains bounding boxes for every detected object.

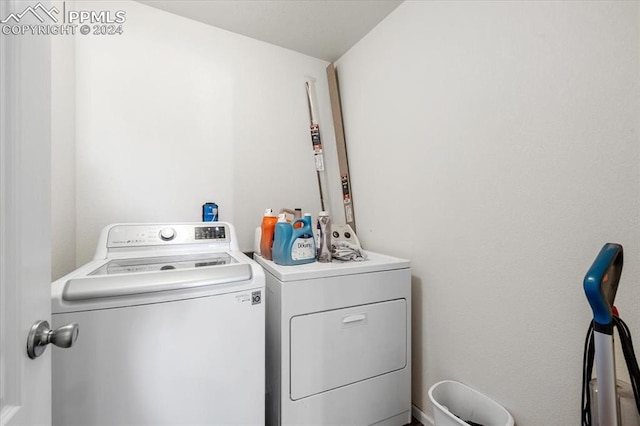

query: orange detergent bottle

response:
[260,209,278,260]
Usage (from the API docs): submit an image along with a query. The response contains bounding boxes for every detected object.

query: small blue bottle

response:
[202,202,218,221]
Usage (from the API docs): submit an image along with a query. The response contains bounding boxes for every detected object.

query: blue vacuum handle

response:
[583,243,623,328]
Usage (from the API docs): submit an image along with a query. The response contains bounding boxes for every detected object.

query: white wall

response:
[51,0,76,280]
[336,1,640,424]
[68,1,341,268]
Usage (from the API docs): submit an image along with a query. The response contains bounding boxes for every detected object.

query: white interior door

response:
[0,0,53,424]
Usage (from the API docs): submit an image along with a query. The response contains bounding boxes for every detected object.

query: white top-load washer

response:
[254,251,411,426]
[52,222,265,426]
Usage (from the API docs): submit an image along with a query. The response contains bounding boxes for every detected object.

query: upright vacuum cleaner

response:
[582,243,640,426]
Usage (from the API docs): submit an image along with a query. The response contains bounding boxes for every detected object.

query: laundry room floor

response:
[409,417,424,426]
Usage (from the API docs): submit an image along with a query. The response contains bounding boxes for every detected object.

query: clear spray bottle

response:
[316,211,332,262]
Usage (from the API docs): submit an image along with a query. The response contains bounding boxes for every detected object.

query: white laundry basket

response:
[428,380,515,426]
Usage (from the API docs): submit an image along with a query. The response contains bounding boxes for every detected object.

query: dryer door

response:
[289,298,407,400]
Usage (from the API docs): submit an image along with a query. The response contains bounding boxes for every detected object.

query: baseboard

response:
[412,404,434,426]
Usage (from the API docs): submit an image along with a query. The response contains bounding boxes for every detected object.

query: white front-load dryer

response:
[254,251,411,426]
[51,222,265,426]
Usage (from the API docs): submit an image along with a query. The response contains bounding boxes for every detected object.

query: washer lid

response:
[90,252,236,276]
[62,254,252,301]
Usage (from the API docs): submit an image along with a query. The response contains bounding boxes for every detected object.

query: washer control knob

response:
[159,228,176,241]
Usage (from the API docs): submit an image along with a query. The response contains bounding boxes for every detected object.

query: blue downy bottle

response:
[272,214,292,265]
[272,213,316,266]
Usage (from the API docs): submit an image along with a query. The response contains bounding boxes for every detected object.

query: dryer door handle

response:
[342,314,366,324]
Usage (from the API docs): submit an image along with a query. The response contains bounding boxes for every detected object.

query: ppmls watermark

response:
[1,2,126,36]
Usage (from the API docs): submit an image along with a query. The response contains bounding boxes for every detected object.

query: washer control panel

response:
[105,223,229,248]
[194,226,226,240]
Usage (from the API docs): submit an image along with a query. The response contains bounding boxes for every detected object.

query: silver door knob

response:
[27,320,79,359]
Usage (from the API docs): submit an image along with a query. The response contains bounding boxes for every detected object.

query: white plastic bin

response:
[428,380,515,426]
